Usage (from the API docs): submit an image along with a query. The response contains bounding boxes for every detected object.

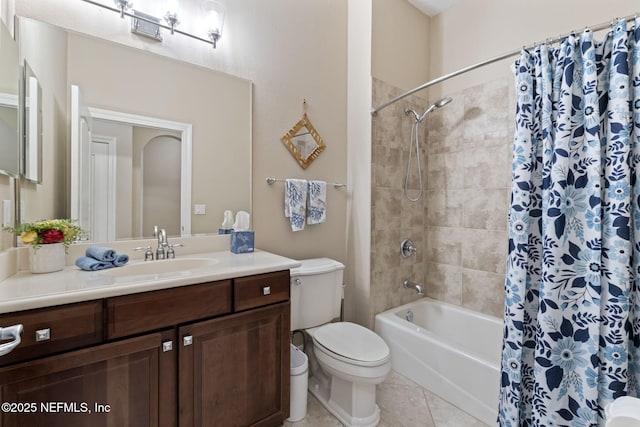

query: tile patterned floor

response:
[284,370,490,427]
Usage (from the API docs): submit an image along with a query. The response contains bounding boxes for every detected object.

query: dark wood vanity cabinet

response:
[0,269,291,427]
[179,302,290,427]
[0,329,177,427]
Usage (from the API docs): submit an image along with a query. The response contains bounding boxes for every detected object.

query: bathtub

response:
[374,298,503,425]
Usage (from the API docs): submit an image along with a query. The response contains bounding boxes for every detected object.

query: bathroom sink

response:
[101,258,219,277]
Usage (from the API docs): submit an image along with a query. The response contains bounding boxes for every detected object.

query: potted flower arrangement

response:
[5,219,83,273]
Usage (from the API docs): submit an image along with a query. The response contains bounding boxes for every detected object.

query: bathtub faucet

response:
[403,279,424,296]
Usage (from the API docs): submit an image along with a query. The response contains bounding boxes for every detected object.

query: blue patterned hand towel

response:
[86,245,116,262]
[285,179,308,232]
[75,256,114,271]
[307,180,327,224]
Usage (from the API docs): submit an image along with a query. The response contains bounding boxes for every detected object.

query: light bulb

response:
[201,1,225,48]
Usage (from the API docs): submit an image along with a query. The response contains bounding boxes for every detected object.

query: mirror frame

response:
[281,113,325,170]
[23,61,42,183]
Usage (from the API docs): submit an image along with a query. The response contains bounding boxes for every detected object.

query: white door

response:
[90,136,117,242]
[70,85,93,240]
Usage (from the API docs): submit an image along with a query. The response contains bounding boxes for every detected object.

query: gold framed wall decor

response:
[281,103,325,169]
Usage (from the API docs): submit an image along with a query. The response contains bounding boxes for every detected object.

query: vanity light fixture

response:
[202,0,225,48]
[80,0,225,48]
[163,0,181,34]
[113,0,132,18]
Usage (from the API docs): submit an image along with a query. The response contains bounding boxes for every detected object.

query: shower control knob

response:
[401,239,417,258]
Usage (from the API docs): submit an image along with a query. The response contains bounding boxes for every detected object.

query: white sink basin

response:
[101,258,219,277]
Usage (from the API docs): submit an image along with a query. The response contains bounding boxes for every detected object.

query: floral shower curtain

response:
[499,18,640,426]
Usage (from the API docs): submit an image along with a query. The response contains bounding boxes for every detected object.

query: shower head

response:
[434,97,453,108]
[407,96,453,123]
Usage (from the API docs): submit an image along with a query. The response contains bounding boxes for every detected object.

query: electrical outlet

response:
[194,204,206,215]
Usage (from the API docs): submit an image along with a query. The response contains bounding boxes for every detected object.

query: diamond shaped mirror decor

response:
[281,110,325,170]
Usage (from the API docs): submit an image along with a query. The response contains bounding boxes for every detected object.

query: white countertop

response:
[0,250,301,314]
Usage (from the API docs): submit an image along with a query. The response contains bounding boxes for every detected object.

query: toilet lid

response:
[313,322,390,363]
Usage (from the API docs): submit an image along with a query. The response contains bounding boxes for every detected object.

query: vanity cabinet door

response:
[179,301,290,427]
[0,329,176,427]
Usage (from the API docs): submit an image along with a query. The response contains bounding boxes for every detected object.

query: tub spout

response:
[403,279,424,296]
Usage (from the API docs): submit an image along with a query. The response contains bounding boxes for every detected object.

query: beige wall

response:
[372,0,430,92]
[346,1,373,326]
[11,0,348,267]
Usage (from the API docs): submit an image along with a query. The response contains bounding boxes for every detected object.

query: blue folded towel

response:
[75,256,114,271]
[86,245,116,262]
[76,245,130,271]
[112,253,129,267]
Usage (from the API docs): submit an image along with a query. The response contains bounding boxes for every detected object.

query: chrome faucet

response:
[156,228,167,260]
[403,279,424,296]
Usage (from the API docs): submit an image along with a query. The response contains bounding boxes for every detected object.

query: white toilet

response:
[290,258,391,427]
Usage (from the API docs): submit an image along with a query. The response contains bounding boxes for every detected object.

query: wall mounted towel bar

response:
[265,177,346,189]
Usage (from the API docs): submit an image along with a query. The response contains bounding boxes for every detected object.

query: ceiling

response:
[407,0,461,16]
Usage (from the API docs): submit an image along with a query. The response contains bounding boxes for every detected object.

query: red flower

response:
[41,229,65,244]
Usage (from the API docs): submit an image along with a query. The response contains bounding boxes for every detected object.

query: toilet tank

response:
[290,258,345,331]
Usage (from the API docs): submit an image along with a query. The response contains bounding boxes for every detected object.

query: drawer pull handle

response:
[263,286,271,296]
[35,328,51,342]
[183,336,193,347]
[0,324,23,356]
[162,341,173,352]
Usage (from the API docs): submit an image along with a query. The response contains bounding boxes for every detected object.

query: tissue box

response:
[218,228,233,235]
[230,231,254,254]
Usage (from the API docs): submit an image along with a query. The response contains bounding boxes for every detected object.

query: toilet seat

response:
[312,322,390,367]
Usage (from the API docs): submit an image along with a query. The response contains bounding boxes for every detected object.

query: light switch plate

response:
[2,200,12,227]
[194,204,206,215]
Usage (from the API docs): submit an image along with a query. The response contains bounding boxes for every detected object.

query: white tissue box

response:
[230,231,254,254]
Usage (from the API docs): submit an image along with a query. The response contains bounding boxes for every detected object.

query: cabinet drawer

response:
[107,280,232,339]
[0,301,103,366]
[234,270,290,311]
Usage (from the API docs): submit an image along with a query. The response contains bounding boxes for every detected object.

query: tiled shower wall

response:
[370,79,429,326]
[371,76,515,321]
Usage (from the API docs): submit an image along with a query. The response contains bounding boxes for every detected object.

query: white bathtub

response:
[374,298,503,425]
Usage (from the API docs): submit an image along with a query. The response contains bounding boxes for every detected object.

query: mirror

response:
[23,61,42,183]
[281,112,325,170]
[71,99,192,241]
[0,18,19,178]
[17,17,252,241]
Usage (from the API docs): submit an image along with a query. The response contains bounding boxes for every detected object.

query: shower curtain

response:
[499,18,640,426]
